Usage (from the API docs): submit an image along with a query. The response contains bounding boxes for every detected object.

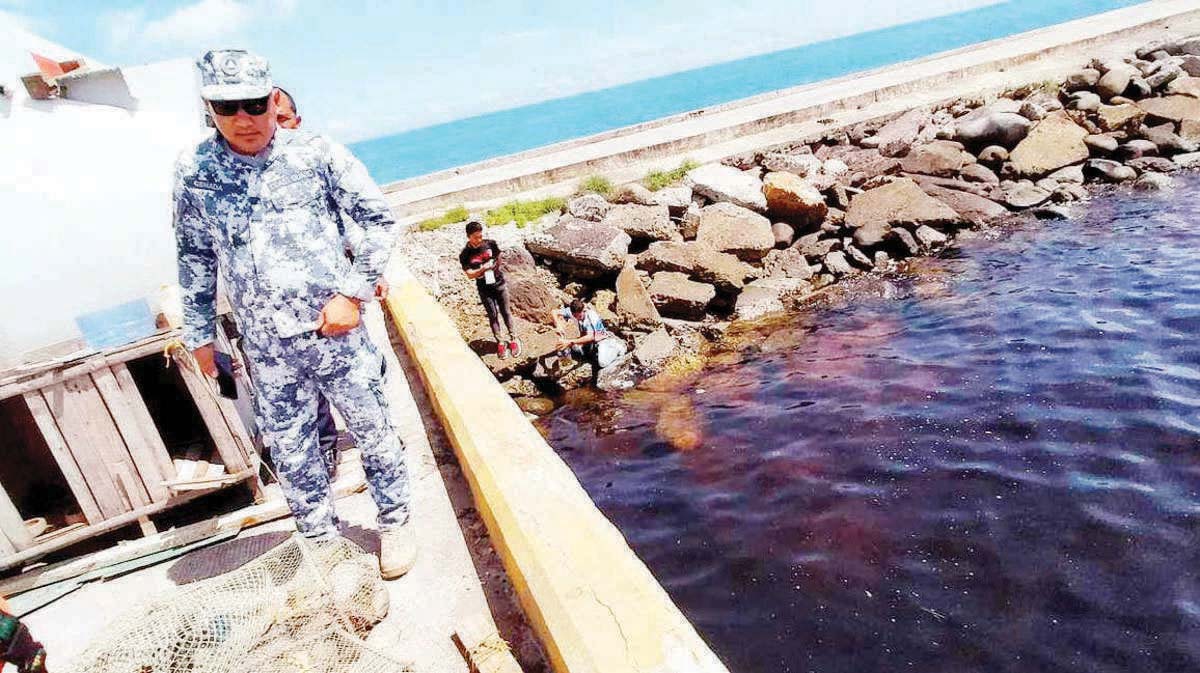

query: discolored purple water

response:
[539,177,1200,673]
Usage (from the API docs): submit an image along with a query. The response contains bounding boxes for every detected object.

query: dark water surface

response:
[539,177,1200,673]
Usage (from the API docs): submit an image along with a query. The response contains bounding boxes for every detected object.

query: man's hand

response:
[318,294,362,337]
[192,343,219,378]
[374,278,390,301]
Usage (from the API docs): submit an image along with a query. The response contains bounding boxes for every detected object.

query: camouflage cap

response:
[196,49,273,101]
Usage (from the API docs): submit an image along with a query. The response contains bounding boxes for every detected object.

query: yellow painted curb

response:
[384,275,730,673]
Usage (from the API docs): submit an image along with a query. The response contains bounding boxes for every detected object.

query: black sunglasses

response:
[209,96,270,117]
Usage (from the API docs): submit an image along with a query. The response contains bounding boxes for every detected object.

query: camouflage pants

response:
[245,326,409,538]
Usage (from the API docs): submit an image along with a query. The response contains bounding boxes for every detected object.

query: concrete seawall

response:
[383,268,730,673]
[384,0,1200,220]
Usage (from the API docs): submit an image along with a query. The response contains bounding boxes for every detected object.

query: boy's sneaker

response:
[509,339,522,358]
[497,343,508,360]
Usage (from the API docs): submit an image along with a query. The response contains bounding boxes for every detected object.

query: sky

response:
[2,0,1000,143]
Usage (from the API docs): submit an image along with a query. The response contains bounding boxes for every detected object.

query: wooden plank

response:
[111,464,157,537]
[0,483,34,551]
[21,393,104,525]
[0,468,261,572]
[111,362,177,482]
[0,335,173,402]
[40,380,134,518]
[0,469,364,582]
[92,367,169,503]
[173,362,249,473]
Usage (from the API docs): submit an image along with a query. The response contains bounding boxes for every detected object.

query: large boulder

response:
[695,202,775,261]
[610,182,655,205]
[614,263,661,329]
[637,240,755,292]
[1008,111,1089,178]
[734,277,810,321]
[900,140,973,177]
[567,193,611,222]
[998,181,1051,208]
[685,163,768,212]
[823,251,854,276]
[793,232,841,261]
[502,245,560,325]
[1085,159,1138,182]
[1137,95,1200,123]
[952,111,1032,150]
[845,178,965,233]
[916,182,1010,226]
[601,203,678,242]
[762,172,828,225]
[647,272,716,320]
[526,216,631,277]
[1063,68,1101,92]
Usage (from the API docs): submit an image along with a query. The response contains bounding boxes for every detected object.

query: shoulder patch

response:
[185,177,223,192]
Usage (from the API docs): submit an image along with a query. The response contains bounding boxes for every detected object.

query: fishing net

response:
[65,535,409,673]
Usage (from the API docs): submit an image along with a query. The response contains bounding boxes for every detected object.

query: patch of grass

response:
[642,158,699,191]
[578,174,613,197]
[484,197,566,227]
[416,205,470,231]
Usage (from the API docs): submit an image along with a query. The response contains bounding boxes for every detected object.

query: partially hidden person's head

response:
[275,86,301,129]
[197,49,278,155]
[465,220,484,247]
[569,298,586,319]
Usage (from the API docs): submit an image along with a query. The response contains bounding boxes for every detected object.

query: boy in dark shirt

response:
[460,221,521,359]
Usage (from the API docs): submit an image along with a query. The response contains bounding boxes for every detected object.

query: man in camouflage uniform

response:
[173,49,415,578]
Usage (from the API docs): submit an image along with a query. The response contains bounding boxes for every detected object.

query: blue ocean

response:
[351,0,1144,185]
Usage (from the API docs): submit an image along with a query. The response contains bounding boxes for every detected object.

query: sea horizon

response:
[350,0,1143,185]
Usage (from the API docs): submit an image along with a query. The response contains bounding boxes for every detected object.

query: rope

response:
[468,632,513,668]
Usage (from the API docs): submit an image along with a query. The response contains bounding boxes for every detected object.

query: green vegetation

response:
[578,174,613,197]
[484,197,566,227]
[643,159,699,191]
[416,205,470,231]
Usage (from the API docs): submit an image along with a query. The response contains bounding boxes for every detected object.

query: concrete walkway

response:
[22,304,535,672]
[385,0,1200,219]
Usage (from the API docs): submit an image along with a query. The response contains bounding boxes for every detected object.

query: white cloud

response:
[103,0,298,49]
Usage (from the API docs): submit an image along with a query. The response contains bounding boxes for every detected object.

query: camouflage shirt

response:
[173,129,395,349]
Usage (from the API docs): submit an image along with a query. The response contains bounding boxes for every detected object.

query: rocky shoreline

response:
[395,36,1200,413]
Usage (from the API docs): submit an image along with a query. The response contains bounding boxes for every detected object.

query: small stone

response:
[822,158,849,177]
[1066,91,1102,112]
[845,244,874,269]
[890,228,921,256]
[762,172,829,225]
[1084,134,1120,155]
[762,246,816,280]
[632,328,678,370]
[1085,159,1138,182]
[771,222,795,249]
[960,163,999,184]
[823,251,854,276]
[734,277,810,321]
[873,250,892,271]
[914,225,948,249]
[899,140,971,177]
[793,233,842,260]
[1134,172,1174,191]
[1063,68,1101,92]
[611,182,656,205]
[647,272,716,320]
[1140,122,1198,153]
[1031,206,1070,220]
[1176,151,1200,168]
[567,193,612,221]
[696,202,775,261]
[762,152,825,177]
[999,181,1052,208]
[1166,75,1200,98]
[685,163,768,212]
[1097,64,1137,100]
[1095,103,1146,132]
[1115,139,1159,161]
[1127,156,1179,173]
[649,186,694,216]
[977,145,1009,166]
[1147,63,1184,90]
[1126,77,1153,100]
[1047,165,1085,184]
[953,111,1032,150]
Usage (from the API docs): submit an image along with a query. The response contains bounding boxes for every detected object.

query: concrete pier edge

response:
[383,270,730,673]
